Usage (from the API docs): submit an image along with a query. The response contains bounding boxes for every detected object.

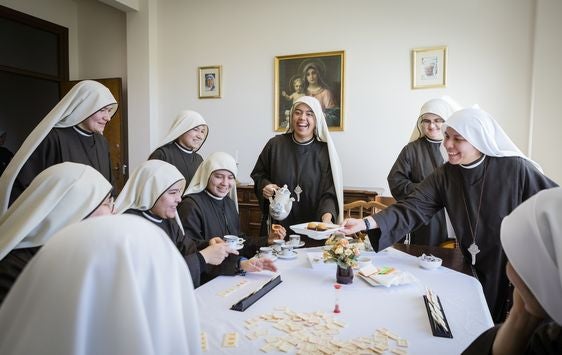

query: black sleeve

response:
[250,139,274,211]
[317,153,338,222]
[148,147,166,161]
[12,131,60,204]
[370,171,444,251]
[0,248,40,306]
[461,325,498,355]
[387,145,418,200]
[177,197,210,250]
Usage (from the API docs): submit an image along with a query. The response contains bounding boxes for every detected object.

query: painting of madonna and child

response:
[275,51,344,131]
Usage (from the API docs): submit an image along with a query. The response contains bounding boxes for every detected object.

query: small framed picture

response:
[198,65,221,98]
[411,46,447,89]
[274,50,345,131]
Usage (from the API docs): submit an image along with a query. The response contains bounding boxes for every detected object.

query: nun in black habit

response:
[342,108,558,323]
[0,162,113,306]
[387,97,459,246]
[251,96,344,247]
[0,80,117,212]
[114,160,235,288]
[149,110,208,186]
[178,152,279,284]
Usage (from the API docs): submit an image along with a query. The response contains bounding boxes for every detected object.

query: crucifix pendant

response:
[468,243,480,265]
[294,185,302,202]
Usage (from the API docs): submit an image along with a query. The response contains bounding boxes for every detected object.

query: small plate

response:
[277,251,298,259]
[290,222,343,240]
[286,241,305,248]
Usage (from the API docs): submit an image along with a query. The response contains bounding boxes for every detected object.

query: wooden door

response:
[60,78,128,193]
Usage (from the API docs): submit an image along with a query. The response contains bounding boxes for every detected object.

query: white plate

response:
[290,222,343,240]
[277,251,298,259]
[286,241,305,248]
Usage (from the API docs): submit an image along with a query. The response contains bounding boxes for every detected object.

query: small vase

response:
[336,265,354,284]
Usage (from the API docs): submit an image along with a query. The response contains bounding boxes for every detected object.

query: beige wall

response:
[3,0,560,191]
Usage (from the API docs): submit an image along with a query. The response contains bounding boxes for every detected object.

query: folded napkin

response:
[359,265,416,287]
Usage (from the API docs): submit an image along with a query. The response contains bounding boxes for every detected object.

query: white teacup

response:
[357,256,372,269]
[272,239,285,252]
[289,234,301,247]
[259,246,273,258]
[224,235,244,249]
[281,244,294,256]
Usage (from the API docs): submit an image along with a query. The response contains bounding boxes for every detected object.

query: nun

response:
[463,187,562,354]
[0,80,117,211]
[342,107,558,322]
[114,159,236,288]
[0,214,202,355]
[178,152,279,284]
[387,97,460,246]
[251,96,344,246]
[0,162,113,305]
[149,110,208,186]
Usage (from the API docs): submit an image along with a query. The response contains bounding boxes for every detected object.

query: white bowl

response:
[418,255,442,270]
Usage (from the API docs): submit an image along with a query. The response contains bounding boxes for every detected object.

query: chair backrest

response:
[343,200,389,219]
[374,195,397,208]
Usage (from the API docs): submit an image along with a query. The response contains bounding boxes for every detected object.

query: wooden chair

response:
[343,200,387,219]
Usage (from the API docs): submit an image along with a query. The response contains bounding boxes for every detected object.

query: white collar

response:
[142,211,162,223]
[460,155,486,169]
[174,142,193,154]
[205,190,225,201]
[73,126,93,137]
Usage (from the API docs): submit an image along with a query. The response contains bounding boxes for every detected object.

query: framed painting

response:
[198,65,221,98]
[411,46,447,89]
[274,50,345,131]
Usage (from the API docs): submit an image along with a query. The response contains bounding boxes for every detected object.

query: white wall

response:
[530,0,562,183]
[147,0,556,192]
[3,0,560,190]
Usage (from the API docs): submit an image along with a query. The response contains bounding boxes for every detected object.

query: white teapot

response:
[268,184,295,221]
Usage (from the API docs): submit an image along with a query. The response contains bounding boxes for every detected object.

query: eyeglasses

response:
[421,118,445,127]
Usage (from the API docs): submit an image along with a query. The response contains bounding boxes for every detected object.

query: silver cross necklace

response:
[461,161,488,265]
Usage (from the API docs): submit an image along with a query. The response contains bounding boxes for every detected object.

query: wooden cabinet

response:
[237,184,263,238]
[236,184,381,237]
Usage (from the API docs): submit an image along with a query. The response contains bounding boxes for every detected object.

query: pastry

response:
[316,223,328,231]
[307,222,318,230]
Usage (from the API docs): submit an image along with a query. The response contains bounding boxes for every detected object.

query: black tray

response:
[230,275,282,312]
[423,295,453,338]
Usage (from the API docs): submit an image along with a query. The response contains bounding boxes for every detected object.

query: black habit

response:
[368,156,558,323]
[0,247,39,306]
[149,142,203,186]
[387,137,448,246]
[462,323,562,355]
[178,191,266,283]
[124,209,204,288]
[11,127,113,204]
[251,134,338,246]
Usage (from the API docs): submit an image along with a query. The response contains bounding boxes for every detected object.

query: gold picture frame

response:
[274,50,345,132]
[198,65,222,98]
[411,46,447,89]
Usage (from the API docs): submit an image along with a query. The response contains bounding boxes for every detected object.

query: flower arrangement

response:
[323,238,360,269]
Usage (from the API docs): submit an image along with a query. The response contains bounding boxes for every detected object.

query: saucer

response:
[286,241,305,248]
[277,251,298,259]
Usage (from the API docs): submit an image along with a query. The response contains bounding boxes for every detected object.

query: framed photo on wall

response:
[274,50,345,131]
[198,65,221,98]
[411,46,447,89]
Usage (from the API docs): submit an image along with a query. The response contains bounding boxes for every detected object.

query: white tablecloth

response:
[195,247,494,354]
